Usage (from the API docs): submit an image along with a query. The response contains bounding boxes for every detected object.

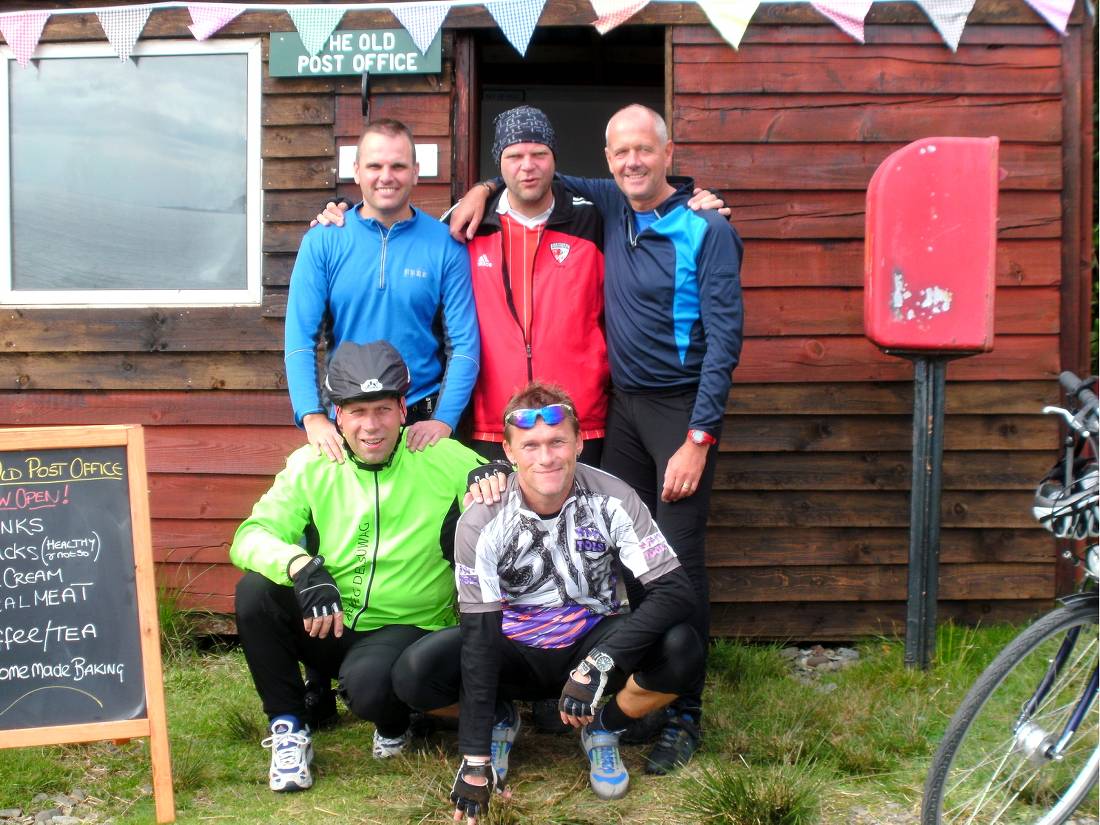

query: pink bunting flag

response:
[391,2,449,54]
[97,6,152,61]
[0,10,50,68]
[811,0,873,42]
[188,4,245,41]
[591,0,650,34]
[1022,0,1074,33]
[486,0,547,57]
[913,0,978,50]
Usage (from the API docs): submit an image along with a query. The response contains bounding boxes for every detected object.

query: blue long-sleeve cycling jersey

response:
[556,175,743,435]
[284,204,480,431]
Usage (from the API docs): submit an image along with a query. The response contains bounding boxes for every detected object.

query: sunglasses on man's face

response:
[504,403,574,429]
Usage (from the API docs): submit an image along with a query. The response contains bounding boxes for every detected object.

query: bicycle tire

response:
[922,599,1099,825]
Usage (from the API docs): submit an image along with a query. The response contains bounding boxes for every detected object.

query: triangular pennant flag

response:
[97,6,151,61]
[591,0,649,34]
[697,0,760,49]
[391,2,449,54]
[188,4,245,41]
[1022,0,1073,32]
[0,10,50,68]
[486,0,547,57]
[913,0,977,50]
[288,7,345,57]
[811,0,873,42]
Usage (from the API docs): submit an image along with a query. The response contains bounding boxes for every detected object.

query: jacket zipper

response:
[351,472,382,628]
[377,224,391,289]
[499,229,547,382]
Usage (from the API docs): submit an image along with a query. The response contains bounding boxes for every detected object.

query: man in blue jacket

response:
[451,104,744,776]
[284,118,479,462]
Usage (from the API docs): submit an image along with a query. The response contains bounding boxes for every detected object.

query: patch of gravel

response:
[780,643,861,691]
[0,790,115,825]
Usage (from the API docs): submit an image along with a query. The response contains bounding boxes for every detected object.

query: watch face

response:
[691,430,704,444]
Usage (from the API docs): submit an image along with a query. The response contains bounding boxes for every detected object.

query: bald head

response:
[604,104,675,212]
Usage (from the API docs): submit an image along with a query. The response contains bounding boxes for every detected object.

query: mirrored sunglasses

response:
[505,403,574,429]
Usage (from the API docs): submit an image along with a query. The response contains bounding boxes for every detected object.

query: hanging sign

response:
[269,29,441,76]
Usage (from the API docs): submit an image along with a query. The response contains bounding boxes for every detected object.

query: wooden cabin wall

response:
[0,2,1092,638]
[669,18,1088,637]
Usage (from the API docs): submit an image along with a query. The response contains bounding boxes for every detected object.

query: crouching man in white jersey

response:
[392,382,703,823]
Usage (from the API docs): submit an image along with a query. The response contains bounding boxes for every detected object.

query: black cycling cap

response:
[324,340,411,405]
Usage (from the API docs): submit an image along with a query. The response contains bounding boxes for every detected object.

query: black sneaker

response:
[303,680,338,730]
[619,707,671,745]
[531,698,570,735]
[644,713,701,775]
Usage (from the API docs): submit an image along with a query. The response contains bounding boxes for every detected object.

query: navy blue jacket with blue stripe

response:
[556,174,744,436]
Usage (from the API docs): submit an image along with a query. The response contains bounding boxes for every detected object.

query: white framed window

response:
[0,39,262,306]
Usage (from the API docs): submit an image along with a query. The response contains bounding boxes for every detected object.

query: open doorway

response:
[473,26,664,180]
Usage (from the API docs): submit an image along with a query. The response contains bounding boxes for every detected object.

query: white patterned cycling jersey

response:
[454,462,681,648]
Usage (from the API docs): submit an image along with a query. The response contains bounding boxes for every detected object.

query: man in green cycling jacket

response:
[230,339,484,793]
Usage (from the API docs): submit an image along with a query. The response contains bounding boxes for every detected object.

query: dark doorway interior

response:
[476,26,664,180]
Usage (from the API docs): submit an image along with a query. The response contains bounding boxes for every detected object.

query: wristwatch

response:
[688,429,717,446]
[579,650,615,676]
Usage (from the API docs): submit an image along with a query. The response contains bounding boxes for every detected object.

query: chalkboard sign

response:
[0,426,174,823]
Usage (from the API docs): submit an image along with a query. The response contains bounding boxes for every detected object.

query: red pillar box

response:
[865,136,999,353]
[863,137,1000,669]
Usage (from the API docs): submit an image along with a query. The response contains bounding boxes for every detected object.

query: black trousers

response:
[392,616,702,713]
[235,571,428,737]
[599,387,722,710]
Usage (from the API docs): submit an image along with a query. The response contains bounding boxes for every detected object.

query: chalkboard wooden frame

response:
[0,425,174,823]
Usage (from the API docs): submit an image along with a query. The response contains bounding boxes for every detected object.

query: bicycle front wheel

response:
[922,599,1099,825]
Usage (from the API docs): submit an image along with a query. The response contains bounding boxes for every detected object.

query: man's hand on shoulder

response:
[448,183,493,243]
[309,200,351,228]
[688,187,730,217]
[464,461,511,507]
[303,413,345,464]
[405,419,452,452]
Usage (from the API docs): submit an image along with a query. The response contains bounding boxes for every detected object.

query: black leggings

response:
[235,572,429,737]
[392,615,703,713]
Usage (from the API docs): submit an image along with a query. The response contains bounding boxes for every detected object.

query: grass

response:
[0,618,1054,824]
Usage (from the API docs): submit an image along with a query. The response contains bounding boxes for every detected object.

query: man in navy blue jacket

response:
[452,104,743,775]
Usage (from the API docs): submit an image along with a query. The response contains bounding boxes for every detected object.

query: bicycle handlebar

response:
[1059,371,1098,409]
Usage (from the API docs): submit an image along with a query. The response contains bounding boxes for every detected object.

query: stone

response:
[35,810,61,823]
[0,810,22,820]
[779,647,801,660]
[68,791,87,803]
[50,817,81,825]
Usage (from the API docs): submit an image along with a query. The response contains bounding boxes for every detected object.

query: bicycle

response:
[921,371,1099,825]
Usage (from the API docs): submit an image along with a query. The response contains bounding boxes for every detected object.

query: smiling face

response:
[604,106,675,212]
[499,141,555,217]
[335,395,406,464]
[354,130,418,225]
[503,419,582,516]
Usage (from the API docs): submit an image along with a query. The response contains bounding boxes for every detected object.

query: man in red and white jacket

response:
[454,106,609,466]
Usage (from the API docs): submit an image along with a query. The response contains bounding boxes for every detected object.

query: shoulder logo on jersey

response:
[477,254,493,268]
[549,242,570,264]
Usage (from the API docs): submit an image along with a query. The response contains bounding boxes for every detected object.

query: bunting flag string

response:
[913,0,978,50]
[811,0,874,41]
[0,0,1082,66]
[287,6,346,56]
[0,10,50,67]
[591,0,650,34]
[97,5,151,60]
[187,4,244,41]
[697,0,761,49]
[486,0,547,55]
[391,2,451,53]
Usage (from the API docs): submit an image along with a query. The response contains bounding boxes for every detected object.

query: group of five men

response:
[230,103,743,821]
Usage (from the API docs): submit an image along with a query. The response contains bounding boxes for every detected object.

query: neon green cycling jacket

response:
[230,434,482,632]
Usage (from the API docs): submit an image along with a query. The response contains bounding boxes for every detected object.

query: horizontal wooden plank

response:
[156,562,242,605]
[1,307,281,353]
[734,335,1060,383]
[338,94,452,138]
[2,353,288,391]
[153,518,236,566]
[708,490,1039,528]
[739,240,1061,288]
[706,526,1054,565]
[263,158,337,191]
[712,450,1053,490]
[264,254,295,287]
[709,599,1053,640]
[673,23,1065,47]
[741,286,1058,336]
[333,181,455,217]
[674,45,1062,95]
[678,142,1060,191]
[262,94,334,127]
[709,562,1053,601]
[149,474,270,520]
[0,391,292,427]
[264,190,342,223]
[719,190,1060,239]
[145,426,303,474]
[726,379,1058,414]
[261,125,334,159]
[674,94,1062,144]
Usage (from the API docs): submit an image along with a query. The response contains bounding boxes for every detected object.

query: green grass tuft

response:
[676,760,822,825]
